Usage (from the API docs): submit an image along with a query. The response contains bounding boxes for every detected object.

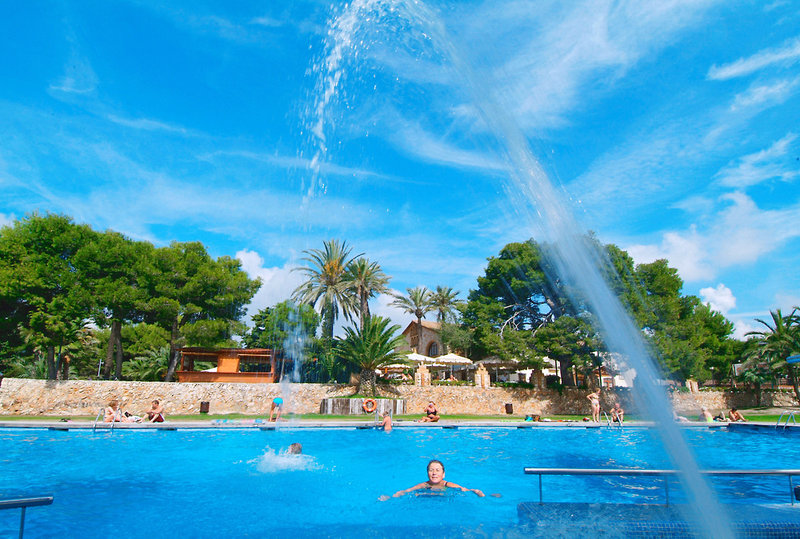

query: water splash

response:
[310,1,733,537]
[250,446,321,473]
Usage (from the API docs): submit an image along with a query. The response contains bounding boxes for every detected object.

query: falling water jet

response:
[310,1,733,537]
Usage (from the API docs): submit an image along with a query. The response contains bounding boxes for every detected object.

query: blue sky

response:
[1,1,798,339]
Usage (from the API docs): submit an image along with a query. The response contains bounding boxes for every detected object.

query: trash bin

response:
[504,403,513,414]
[200,401,210,414]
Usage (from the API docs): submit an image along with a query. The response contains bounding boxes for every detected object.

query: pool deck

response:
[0,418,793,431]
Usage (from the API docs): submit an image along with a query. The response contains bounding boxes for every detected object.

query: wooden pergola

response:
[176,347,286,383]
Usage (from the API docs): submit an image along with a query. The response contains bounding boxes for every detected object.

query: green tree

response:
[430,286,462,323]
[335,316,406,396]
[391,286,433,353]
[533,315,597,386]
[292,239,361,341]
[142,242,261,381]
[123,347,169,381]
[745,308,800,402]
[0,213,93,379]
[344,257,390,330]
[75,230,153,380]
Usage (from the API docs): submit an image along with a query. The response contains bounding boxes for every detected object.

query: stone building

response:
[399,320,443,356]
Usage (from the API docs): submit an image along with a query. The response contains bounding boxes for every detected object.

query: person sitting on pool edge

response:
[728,407,747,422]
[610,402,624,423]
[269,396,284,422]
[380,460,487,500]
[415,401,439,422]
[144,399,165,423]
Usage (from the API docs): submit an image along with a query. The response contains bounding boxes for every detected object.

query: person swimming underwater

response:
[379,460,488,500]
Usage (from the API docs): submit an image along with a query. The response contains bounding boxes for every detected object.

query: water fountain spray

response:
[310,1,733,536]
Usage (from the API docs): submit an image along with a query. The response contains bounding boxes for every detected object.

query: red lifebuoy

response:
[362,398,377,413]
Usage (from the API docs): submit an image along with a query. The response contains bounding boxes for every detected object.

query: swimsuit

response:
[273,397,284,406]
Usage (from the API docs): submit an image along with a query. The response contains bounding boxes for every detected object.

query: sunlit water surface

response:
[1,427,796,538]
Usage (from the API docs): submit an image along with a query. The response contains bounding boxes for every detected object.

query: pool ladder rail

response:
[0,495,53,539]
[92,408,115,431]
[776,410,797,429]
[524,467,800,506]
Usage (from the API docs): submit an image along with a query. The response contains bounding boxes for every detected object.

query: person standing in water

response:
[380,460,486,500]
[378,411,392,432]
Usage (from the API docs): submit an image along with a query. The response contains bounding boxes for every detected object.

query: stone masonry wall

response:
[0,378,796,417]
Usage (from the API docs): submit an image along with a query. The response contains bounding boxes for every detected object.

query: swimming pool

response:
[1,426,797,538]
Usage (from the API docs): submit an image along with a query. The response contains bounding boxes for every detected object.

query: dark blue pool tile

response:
[518,502,800,538]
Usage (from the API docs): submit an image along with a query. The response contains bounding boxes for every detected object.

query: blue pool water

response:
[1,426,797,538]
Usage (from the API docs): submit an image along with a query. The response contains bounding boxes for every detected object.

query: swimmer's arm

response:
[446,482,485,497]
[392,482,428,497]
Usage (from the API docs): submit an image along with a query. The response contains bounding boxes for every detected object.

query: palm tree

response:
[391,286,433,353]
[344,257,390,330]
[746,308,800,402]
[292,239,362,342]
[335,316,406,396]
[430,285,462,323]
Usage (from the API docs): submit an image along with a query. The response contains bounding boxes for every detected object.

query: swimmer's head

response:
[427,459,445,484]
[382,411,389,417]
[288,443,302,454]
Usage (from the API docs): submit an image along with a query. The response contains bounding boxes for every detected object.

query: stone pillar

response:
[415,364,431,386]
[474,364,491,389]
[533,370,545,389]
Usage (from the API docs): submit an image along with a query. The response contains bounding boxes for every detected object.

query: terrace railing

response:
[0,496,54,538]
[524,468,800,506]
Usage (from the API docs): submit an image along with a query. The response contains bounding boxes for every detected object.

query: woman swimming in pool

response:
[381,460,486,500]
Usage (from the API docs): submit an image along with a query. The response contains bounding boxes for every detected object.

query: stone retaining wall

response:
[0,378,796,416]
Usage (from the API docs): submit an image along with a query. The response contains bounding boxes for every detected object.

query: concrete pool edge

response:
[0,419,789,430]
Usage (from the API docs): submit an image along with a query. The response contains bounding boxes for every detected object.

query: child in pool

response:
[380,460,488,500]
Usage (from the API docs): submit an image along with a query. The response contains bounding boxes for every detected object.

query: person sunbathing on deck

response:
[380,460,488,500]
[415,402,440,422]
[104,399,128,423]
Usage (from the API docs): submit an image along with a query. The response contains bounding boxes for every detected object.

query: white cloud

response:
[627,225,714,281]
[371,290,415,332]
[627,193,800,283]
[708,36,800,80]
[731,317,759,340]
[0,212,15,228]
[235,249,304,323]
[107,114,191,135]
[774,292,800,311]
[730,78,799,111]
[715,132,799,188]
[699,283,736,315]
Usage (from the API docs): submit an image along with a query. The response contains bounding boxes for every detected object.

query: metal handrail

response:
[0,496,53,539]
[524,468,800,506]
[92,408,103,431]
[776,410,797,429]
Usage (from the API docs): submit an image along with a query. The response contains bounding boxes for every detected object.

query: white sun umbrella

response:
[405,352,436,364]
[433,352,473,378]
[436,352,473,365]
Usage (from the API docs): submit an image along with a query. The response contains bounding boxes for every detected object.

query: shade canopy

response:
[405,352,436,364]
[435,352,473,365]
